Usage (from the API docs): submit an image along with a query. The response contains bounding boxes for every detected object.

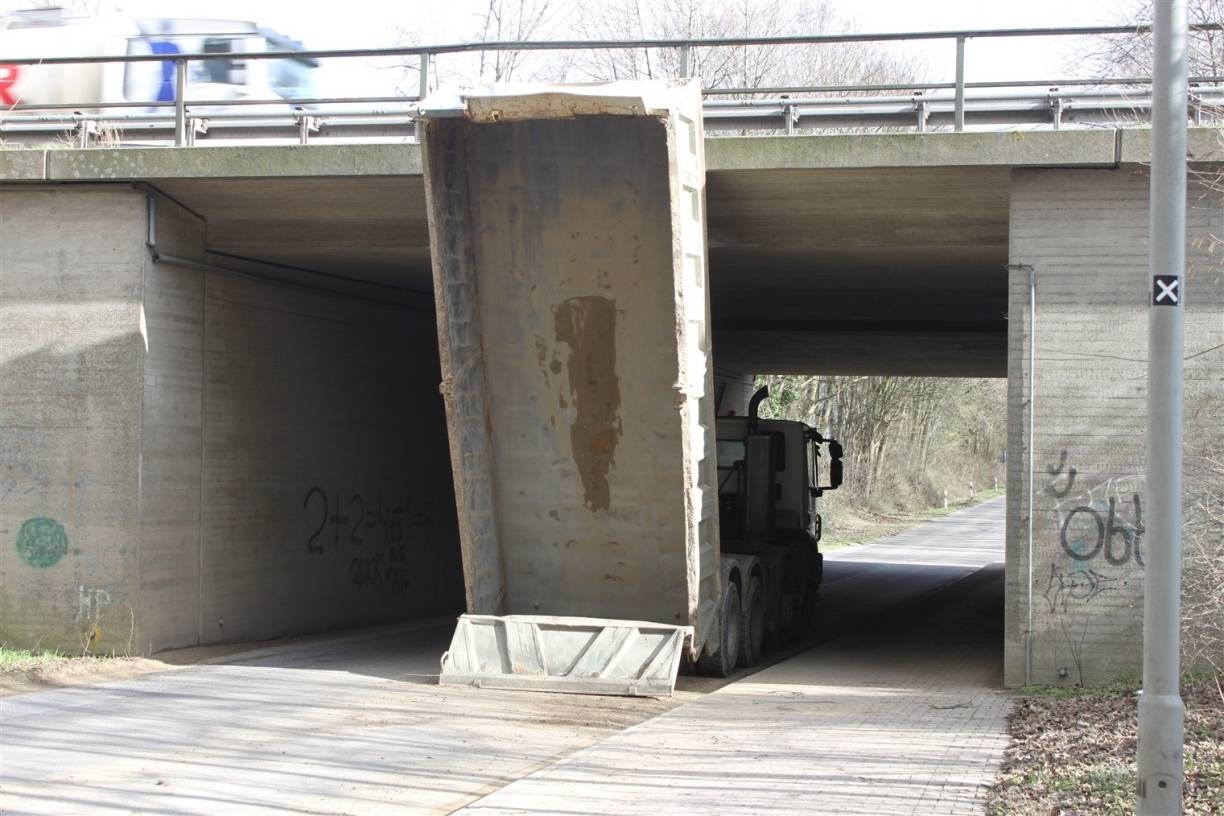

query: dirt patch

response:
[987,676,1224,815]
[1,619,456,697]
[0,655,176,697]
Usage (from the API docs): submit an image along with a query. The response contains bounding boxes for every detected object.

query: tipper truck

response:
[418,81,841,696]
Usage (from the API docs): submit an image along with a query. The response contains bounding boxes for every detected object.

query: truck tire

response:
[796,585,818,640]
[796,564,822,640]
[697,584,741,678]
[739,576,765,668]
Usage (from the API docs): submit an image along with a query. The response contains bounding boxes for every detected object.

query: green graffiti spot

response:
[16,517,69,568]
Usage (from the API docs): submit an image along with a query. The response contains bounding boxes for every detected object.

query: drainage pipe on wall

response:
[1008,261,1037,686]
[1026,265,1036,687]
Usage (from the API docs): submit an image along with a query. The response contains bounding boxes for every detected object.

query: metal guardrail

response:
[2,24,1222,146]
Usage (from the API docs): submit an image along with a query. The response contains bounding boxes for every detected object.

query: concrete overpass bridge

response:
[2,126,1222,687]
[6,127,1191,376]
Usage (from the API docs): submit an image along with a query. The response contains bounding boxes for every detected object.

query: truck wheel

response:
[797,585,818,640]
[697,584,741,678]
[796,565,822,640]
[739,576,765,668]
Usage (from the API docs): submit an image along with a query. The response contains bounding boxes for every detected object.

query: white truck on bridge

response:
[419,82,841,695]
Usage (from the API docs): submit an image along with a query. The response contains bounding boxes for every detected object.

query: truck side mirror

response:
[809,436,843,497]
[828,440,843,489]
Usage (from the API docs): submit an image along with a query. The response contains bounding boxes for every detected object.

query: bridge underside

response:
[149,163,1008,378]
[6,133,1220,687]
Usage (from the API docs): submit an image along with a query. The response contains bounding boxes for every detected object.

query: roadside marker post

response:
[1137,0,1188,813]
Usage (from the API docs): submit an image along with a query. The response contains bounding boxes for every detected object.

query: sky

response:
[1,0,1142,95]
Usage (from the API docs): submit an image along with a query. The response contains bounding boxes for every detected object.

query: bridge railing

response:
[2,24,1223,146]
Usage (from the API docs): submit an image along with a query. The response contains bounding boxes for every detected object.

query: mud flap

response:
[439,614,693,697]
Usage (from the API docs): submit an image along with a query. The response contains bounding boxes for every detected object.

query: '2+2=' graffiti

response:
[302,488,432,596]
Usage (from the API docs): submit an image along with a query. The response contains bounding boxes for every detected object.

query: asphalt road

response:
[0,497,1006,815]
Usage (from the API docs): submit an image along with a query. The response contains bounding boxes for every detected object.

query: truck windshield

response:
[716,440,745,469]
[716,439,745,495]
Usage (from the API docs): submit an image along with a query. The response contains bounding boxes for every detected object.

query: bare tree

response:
[474,0,560,82]
[1083,0,1224,77]
[393,0,561,93]
[564,0,921,91]
[1184,394,1224,694]
[758,374,1004,512]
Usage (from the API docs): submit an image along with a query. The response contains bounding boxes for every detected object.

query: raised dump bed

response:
[419,82,719,695]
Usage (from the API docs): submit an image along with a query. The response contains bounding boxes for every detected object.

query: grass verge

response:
[0,646,74,671]
[0,645,165,696]
[987,674,1224,815]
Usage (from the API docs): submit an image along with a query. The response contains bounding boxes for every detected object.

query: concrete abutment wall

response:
[0,185,462,654]
[1005,165,1224,687]
[1,187,146,654]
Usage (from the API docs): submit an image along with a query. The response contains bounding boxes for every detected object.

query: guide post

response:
[1136,0,1188,813]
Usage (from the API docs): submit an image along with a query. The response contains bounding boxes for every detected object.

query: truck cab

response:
[698,387,843,676]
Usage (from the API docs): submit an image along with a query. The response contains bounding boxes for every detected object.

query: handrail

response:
[2,23,1221,145]
[3,85,1218,146]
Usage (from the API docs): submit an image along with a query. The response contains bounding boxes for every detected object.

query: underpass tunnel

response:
[7,130,1212,688]
[703,163,1011,680]
[148,175,464,653]
[1,159,1009,662]
[0,175,467,656]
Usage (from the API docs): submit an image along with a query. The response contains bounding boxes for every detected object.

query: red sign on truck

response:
[0,65,20,106]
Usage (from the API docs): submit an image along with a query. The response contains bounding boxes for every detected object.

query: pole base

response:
[1136,691,1184,815]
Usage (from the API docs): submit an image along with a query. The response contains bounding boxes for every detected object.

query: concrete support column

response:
[1004,166,1224,687]
[1,187,148,655]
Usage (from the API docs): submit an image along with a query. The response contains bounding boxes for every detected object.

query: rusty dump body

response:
[420,82,722,686]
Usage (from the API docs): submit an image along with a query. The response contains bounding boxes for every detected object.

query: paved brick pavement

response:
[457,500,1012,816]
[1,499,1010,816]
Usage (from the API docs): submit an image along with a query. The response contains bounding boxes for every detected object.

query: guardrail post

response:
[419,51,430,99]
[954,36,966,132]
[174,58,187,146]
[76,119,93,149]
[679,44,691,78]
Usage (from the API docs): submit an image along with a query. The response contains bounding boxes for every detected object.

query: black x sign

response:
[1153,275,1180,306]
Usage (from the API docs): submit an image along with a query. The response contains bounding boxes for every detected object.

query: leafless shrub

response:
[1082,0,1224,79]
[757,374,1005,518]
[1183,392,1224,687]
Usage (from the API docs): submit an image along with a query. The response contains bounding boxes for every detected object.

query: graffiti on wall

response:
[1044,564,1120,613]
[77,584,112,623]
[15,516,69,568]
[1047,453,1145,569]
[1041,450,1145,683]
[301,487,433,597]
